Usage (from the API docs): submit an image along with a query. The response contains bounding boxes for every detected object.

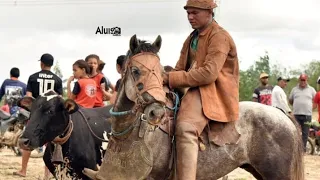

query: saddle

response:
[160,87,241,149]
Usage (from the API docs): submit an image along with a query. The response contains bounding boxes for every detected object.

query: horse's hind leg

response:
[248,157,292,180]
[240,164,263,180]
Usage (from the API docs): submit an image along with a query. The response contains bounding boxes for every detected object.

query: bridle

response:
[108,51,180,178]
[109,52,167,136]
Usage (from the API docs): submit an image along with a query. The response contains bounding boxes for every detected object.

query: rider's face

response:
[186,7,212,30]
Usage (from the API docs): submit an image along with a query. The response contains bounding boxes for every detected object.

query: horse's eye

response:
[131,67,140,79]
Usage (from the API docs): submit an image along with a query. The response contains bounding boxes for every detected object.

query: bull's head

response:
[18,91,79,150]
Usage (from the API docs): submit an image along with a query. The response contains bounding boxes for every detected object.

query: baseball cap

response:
[277,77,290,82]
[39,53,54,66]
[299,74,308,80]
[259,72,269,79]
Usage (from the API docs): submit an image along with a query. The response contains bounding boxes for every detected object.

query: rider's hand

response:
[162,72,169,85]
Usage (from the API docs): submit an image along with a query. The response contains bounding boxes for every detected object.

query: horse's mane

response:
[130,40,159,57]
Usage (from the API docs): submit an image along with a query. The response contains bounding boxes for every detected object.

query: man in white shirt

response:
[272,76,291,114]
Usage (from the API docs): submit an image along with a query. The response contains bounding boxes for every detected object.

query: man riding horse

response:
[162,0,239,179]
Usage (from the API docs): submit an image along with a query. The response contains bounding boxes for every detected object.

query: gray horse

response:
[83,35,304,180]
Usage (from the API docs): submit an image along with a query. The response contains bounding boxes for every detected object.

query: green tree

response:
[239,51,320,103]
[53,61,63,79]
[304,60,320,90]
[53,61,68,98]
[239,51,272,101]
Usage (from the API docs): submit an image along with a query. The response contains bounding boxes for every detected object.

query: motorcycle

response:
[0,107,30,156]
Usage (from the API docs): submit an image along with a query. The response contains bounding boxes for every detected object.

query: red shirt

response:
[313,91,320,122]
[75,78,97,108]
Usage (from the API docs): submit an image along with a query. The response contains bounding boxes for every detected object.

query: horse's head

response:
[114,34,166,125]
[83,35,174,180]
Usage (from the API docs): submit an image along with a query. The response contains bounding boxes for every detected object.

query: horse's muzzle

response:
[144,103,166,125]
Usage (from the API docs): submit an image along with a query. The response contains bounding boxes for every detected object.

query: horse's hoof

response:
[83,168,98,180]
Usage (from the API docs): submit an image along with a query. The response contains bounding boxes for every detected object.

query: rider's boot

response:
[176,122,198,180]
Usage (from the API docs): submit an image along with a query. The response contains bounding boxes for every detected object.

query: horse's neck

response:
[114,75,134,111]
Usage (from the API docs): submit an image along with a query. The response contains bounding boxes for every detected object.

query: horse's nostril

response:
[24,139,30,145]
[149,110,156,118]
[149,109,165,120]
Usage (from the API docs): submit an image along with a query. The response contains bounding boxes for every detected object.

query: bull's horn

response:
[82,168,98,180]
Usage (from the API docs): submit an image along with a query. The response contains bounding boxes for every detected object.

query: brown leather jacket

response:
[168,20,239,122]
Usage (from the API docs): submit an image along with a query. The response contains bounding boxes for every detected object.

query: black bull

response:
[17,92,112,179]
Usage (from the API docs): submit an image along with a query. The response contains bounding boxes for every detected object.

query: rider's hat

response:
[259,72,269,79]
[184,0,217,10]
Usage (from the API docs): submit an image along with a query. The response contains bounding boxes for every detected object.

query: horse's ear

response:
[64,99,79,114]
[130,34,139,53]
[152,35,162,52]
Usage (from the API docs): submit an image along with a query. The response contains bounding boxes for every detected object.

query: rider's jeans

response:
[294,115,312,152]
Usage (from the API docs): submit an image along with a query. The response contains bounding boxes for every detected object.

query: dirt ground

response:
[0,148,319,180]
[0,111,319,180]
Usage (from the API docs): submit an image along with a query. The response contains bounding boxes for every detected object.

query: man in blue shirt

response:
[0,67,27,115]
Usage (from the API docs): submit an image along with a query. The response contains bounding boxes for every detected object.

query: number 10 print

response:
[37,79,55,95]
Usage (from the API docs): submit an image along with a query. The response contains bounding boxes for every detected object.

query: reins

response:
[109,111,148,137]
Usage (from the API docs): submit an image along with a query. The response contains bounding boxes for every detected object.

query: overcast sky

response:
[0,0,319,85]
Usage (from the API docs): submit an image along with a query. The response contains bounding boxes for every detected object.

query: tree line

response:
[240,51,320,101]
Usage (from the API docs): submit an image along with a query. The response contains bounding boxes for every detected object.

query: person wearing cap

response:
[289,73,316,152]
[162,0,239,179]
[252,72,273,105]
[14,53,63,178]
[271,76,291,114]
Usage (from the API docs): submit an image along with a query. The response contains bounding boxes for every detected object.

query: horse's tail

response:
[288,115,305,180]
